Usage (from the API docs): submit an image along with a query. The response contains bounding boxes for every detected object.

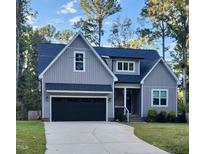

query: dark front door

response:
[51,97,106,121]
[126,89,138,114]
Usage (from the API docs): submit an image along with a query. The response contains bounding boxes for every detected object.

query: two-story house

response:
[38,33,180,121]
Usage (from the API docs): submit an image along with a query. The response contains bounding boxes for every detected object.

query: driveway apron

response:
[44,122,169,154]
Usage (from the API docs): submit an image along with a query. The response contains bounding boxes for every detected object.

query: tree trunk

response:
[16,28,20,92]
[162,20,165,59]
[182,47,187,115]
[16,0,20,95]
[98,21,102,47]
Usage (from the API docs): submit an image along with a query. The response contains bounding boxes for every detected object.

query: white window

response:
[74,51,85,72]
[116,61,135,72]
[151,89,168,107]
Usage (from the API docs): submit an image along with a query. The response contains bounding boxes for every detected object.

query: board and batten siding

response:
[42,35,115,120]
[113,59,140,75]
[142,61,177,117]
[43,36,113,85]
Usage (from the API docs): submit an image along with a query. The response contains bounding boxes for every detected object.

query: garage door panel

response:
[51,97,106,121]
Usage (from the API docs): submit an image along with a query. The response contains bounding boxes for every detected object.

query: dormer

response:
[113,59,140,75]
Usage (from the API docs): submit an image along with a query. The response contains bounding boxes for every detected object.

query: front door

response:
[126,89,138,114]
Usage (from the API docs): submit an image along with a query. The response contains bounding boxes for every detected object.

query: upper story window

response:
[74,51,85,72]
[152,89,168,107]
[116,61,135,72]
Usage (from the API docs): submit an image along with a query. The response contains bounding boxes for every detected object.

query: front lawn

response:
[129,122,189,154]
[16,121,46,154]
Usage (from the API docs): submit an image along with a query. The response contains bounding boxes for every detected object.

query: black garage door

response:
[51,97,106,121]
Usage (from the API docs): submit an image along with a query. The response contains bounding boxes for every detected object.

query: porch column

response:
[124,88,127,114]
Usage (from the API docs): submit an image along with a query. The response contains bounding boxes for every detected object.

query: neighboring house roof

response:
[37,33,178,84]
[45,83,112,92]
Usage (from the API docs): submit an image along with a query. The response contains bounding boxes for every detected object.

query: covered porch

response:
[114,83,141,120]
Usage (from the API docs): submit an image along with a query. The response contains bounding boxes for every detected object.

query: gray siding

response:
[44,36,113,85]
[113,59,140,75]
[42,35,115,120]
[142,61,177,117]
[103,58,113,70]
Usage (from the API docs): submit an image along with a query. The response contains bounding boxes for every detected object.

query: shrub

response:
[176,111,187,123]
[147,109,157,122]
[167,112,176,122]
[115,112,127,121]
[157,110,167,122]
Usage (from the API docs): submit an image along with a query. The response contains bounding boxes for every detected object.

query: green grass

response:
[16,121,46,154]
[129,122,189,154]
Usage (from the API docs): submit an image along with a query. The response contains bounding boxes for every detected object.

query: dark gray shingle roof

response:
[45,83,112,92]
[37,43,160,83]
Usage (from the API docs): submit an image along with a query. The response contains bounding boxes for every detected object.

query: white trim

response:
[41,78,44,118]
[115,85,140,89]
[141,84,144,117]
[124,88,127,114]
[106,97,108,121]
[102,56,110,59]
[116,61,135,72]
[176,85,178,117]
[138,60,140,75]
[49,95,108,122]
[39,32,118,81]
[151,89,169,107]
[46,90,112,94]
[112,81,115,118]
[73,51,85,72]
[140,57,180,85]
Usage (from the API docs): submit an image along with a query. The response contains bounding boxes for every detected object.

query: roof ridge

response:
[93,46,157,52]
[38,42,66,46]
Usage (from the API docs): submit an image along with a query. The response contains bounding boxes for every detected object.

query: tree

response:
[18,27,41,119]
[17,0,40,119]
[17,0,36,118]
[108,17,134,48]
[54,29,74,44]
[74,18,99,46]
[34,24,56,43]
[108,16,155,49]
[165,0,189,116]
[138,0,170,59]
[16,0,33,96]
[80,0,121,46]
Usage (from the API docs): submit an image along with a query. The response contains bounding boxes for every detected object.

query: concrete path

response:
[44,122,168,154]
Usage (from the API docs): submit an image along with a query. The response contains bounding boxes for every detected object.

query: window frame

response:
[73,51,85,72]
[116,61,135,72]
[151,89,168,107]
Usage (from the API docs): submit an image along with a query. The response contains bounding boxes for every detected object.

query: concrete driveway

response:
[44,122,168,154]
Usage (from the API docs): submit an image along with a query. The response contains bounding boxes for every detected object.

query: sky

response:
[30,0,174,58]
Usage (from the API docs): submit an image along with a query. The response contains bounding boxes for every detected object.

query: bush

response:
[147,109,157,122]
[167,112,176,122]
[176,111,187,123]
[156,110,167,122]
[115,112,127,121]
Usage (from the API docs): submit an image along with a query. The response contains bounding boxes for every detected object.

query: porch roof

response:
[115,75,142,83]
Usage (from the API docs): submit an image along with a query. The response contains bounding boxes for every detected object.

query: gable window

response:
[116,61,135,72]
[74,51,85,72]
[152,89,168,107]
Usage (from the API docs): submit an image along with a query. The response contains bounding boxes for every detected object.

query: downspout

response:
[41,77,44,119]
[140,84,144,118]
